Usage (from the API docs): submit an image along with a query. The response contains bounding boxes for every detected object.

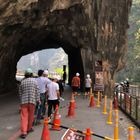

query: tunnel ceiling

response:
[0,0,91,57]
[0,0,132,96]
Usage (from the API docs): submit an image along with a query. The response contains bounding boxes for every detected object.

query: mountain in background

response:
[17,48,68,73]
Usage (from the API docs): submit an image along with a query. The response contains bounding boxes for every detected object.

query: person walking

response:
[57,76,64,97]
[42,70,51,116]
[85,74,92,98]
[63,70,67,86]
[71,72,80,96]
[46,76,60,120]
[35,69,51,124]
[19,68,40,139]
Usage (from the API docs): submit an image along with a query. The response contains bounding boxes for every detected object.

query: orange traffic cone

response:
[71,94,76,108]
[51,105,61,131]
[84,128,92,140]
[41,118,51,140]
[89,95,95,107]
[67,100,75,117]
[113,96,118,110]
[53,105,59,117]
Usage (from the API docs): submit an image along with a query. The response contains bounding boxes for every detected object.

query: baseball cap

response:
[25,68,33,74]
[76,73,80,76]
[87,74,90,78]
[43,70,49,75]
[52,75,58,80]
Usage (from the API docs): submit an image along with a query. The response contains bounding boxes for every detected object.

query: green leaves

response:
[116,0,140,83]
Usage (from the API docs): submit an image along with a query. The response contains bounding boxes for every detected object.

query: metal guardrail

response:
[115,85,140,129]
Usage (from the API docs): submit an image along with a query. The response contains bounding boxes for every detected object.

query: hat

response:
[126,78,129,81]
[43,70,49,75]
[124,81,127,84]
[25,68,33,74]
[76,73,80,76]
[86,74,90,78]
[120,82,124,85]
[57,75,61,80]
[52,75,58,80]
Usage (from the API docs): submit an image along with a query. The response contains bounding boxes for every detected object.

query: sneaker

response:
[60,97,65,101]
[20,134,27,139]
[48,117,52,123]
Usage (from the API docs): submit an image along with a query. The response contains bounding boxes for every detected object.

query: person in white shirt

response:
[46,76,60,119]
[85,74,92,97]
[36,70,51,123]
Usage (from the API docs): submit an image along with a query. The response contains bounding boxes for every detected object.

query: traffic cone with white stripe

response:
[51,105,61,131]
[66,94,76,117]
[89,95,95,107]
[41,118,50,140]
[84,128,92,140]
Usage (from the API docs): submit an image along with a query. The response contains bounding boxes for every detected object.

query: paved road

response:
[0,86,140,140]
[0,90,20,140]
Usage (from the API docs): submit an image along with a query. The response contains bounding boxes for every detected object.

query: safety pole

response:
[107,100,113,124]
[114,110,119,140]
[102,95,107,114]
[110,99,113,112]
[97,91,100,107]
[128,127,134,140]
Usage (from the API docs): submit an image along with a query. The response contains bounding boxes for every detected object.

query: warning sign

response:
[61,129,84,140]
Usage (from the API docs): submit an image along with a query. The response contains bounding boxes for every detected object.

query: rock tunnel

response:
[0,0,132,96]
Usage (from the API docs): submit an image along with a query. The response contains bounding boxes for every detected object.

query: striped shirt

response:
[19,78,40,105]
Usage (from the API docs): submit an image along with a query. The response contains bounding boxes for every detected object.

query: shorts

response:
[85,87,90,92]
[72,86,79,92]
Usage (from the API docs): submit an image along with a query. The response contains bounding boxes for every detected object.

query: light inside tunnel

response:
[16,48,68,81]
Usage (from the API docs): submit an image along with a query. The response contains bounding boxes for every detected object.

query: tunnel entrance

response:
[16,46,84,90]
[0,25,85,93]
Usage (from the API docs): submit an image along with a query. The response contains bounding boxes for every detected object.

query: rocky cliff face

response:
[0,0,132,96]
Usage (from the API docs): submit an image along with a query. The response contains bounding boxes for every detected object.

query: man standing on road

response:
[46,76,60,120]
[85,74,92,97]
[71,73,80,96]
[19,68,40,139]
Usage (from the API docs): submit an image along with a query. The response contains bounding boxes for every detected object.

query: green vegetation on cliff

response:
[116,0,140,83]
